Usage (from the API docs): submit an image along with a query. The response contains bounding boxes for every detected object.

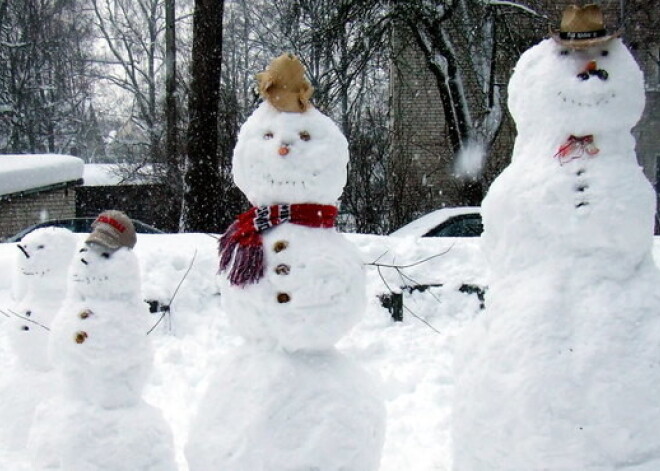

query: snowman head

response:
[15,227,77,290]
[232,103,349,206]
[232,54,348,207]
[69,243,141,300]
[508,37,645,136]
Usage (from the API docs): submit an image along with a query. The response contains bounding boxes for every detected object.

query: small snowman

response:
[453,5,660,470]
[28,210,176,471]
[0,227,76,451]
[185,54,385,471]
[6,227,77,370]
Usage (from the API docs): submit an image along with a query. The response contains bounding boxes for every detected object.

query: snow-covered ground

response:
[0,232,659,470]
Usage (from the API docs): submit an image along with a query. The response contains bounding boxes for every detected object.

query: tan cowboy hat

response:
[255,53,314,113]
[551,4,621,49]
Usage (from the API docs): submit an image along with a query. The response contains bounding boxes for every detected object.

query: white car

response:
[389,206,482,238]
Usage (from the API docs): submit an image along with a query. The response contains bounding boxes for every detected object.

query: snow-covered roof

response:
[0,154,84,197]
[83,164,157,186]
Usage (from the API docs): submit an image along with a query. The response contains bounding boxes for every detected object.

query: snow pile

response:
[0,154,83,197]
[0,231,659,470]
[453,37,660,470]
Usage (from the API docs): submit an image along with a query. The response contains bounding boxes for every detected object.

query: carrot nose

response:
[585,60,597,72]
[278,145,289,156]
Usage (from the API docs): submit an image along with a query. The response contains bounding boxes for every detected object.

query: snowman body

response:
[221,223,366,351]
[453,38,660,470]
[186,101,385,470]
[0,228,76,452]
[28,244,176,471]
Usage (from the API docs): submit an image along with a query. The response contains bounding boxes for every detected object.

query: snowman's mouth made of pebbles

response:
[72,275,110,284]
[21,269,48,276]
[267,178,308,188]
[557,90,616,108]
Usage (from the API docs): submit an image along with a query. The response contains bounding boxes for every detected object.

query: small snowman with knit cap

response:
[185,54,385,471]
[28,210,176,471]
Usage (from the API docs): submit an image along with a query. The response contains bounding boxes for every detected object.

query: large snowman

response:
[28,211,176,471]
[453,5,660,470]
[185,54,385,471]
[0,227,76,451]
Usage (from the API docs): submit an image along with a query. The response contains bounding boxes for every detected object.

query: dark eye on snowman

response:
[560,50,569,56]
[101,252,111,259]
[264,132,274,140]
[37,245,45,249]
[601,50,609,57]
[299,131,311,141]
[79,248,88,253]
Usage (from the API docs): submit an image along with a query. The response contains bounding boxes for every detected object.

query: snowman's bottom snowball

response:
[451,262,660,471]
[28,396,177,471]
[186,346,386,471]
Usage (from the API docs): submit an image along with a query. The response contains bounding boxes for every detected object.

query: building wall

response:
[0,186,76,240]
[389,30,457,226]
[76,184,167,230]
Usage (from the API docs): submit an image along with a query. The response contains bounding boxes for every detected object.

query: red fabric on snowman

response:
[219,204,338,287]
[554,134,599,165]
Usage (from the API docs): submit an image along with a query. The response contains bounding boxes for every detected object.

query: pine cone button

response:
[277,292,291,303]
[74,331,88,344]
[79,309,93,319]
[273,240,289,253]
[275,264,291,275]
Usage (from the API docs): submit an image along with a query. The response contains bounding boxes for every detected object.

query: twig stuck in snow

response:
[147,249,197,335]
[368,249,452,335]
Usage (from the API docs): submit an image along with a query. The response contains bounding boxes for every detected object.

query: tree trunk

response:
[163,0,180,231]
[183,0,224,232]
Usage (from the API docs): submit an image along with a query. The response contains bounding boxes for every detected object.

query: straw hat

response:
[255,53,314,113]
[86,210,137,250]
[552,4,620,49]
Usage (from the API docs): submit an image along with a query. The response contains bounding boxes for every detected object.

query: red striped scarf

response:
[219,204,338,287]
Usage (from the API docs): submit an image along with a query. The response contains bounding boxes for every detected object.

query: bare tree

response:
[182,0,224,232]
[0,0,95,154]
[163,0,182,231]
[90,0,166,164]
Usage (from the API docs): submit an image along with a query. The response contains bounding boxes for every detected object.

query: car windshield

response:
[424,215,483,237]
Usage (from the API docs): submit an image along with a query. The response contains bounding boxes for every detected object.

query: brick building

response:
[0,155,84,240]
[390,1,659,227]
